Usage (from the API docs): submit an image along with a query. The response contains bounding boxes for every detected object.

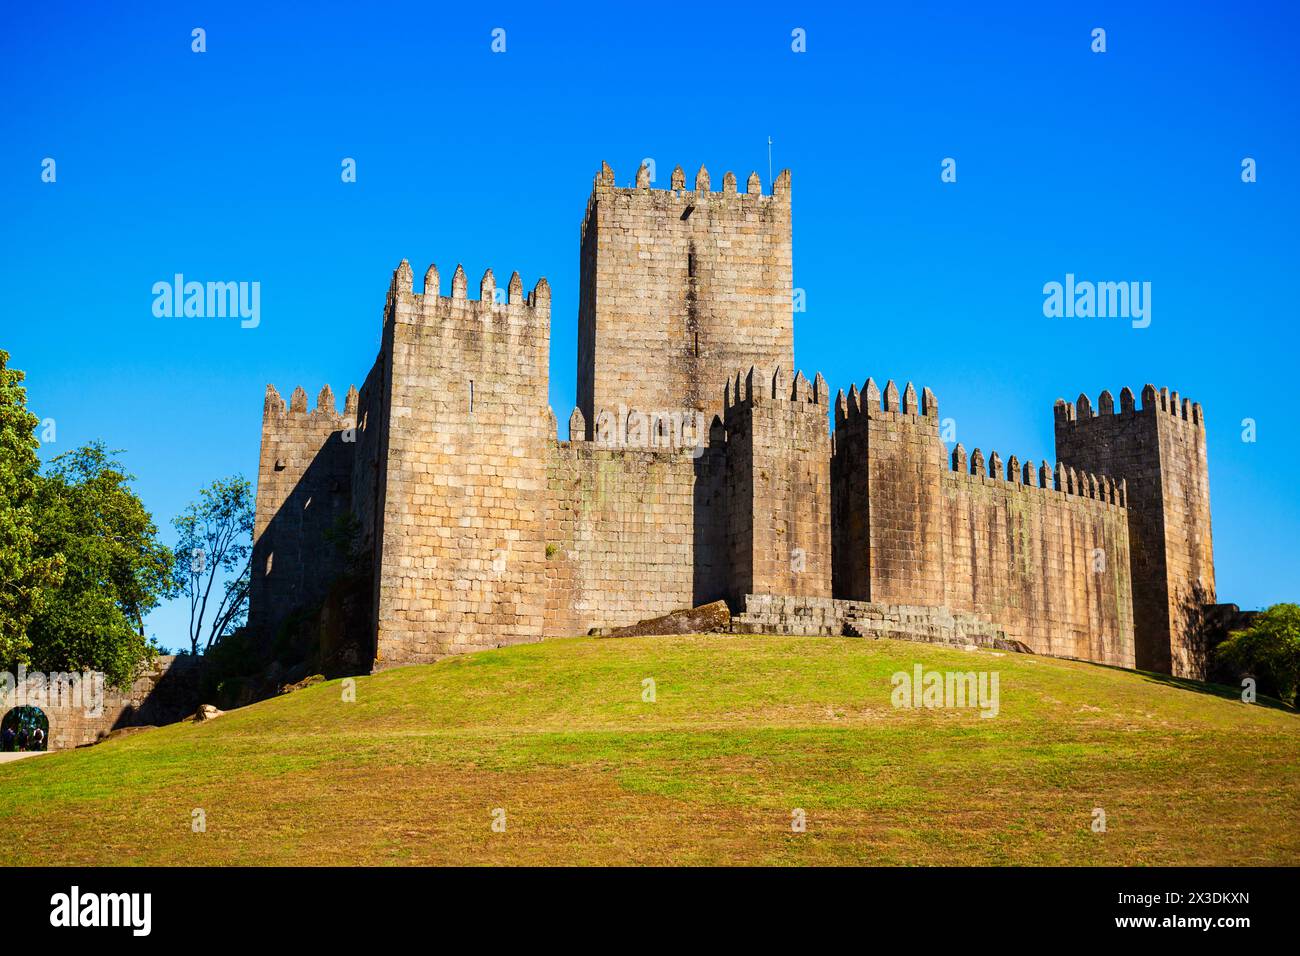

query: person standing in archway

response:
[0,725,12,752]
[31,726,45,751]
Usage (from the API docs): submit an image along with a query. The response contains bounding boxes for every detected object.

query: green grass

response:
[1,634,1296,865]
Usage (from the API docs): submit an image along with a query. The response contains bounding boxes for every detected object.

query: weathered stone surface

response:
[193,704,224,722]
[1,655,206,751]
[596,600,731,638]
[1055,388,1215,678]
[246,160,1217,680]
[576,164,793,428]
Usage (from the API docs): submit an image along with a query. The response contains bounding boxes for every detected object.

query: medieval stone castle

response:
[249,161,1216,679]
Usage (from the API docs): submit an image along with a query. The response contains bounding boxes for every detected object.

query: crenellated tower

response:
[723,367,832,605]
[831,377,945,605]
[577,161,794,432]
[1054,385,1215,677]
[370,259,552,664]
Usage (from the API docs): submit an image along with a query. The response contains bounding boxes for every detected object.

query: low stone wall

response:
[728,593,1014,649]
[2,655,206,751]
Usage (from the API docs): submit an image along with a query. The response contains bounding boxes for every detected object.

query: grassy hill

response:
[1,634,1296,866]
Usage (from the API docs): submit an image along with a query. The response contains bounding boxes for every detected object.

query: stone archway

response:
[2,705,49,752]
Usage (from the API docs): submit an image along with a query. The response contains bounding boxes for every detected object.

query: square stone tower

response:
[723,367,833,606]
[1054,386,1215,677]
[576,162,794,431]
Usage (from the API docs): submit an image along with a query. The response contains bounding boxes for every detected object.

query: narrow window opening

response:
[469,379,475,415]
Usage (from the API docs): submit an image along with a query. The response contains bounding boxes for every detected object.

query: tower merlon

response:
[1055,384,1204,431]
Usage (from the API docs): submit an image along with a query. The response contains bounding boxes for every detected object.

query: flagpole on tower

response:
[767,136,773,186]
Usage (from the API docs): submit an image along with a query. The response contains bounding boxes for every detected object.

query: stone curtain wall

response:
[831,375,1136,667]
[370,262,551,666]
[577,162,794,428]
[8,656,206,751]
[1054,386,1215,677]
[249,383,357,643]
[543,441,707,637]
[940,457,1136,667]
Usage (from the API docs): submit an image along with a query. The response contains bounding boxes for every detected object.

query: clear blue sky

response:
[2,1,1296,649]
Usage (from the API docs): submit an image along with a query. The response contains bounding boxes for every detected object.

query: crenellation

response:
[265,383,285,414]
[567,407,585,442]
[883,379,900,413]
[921,386,938,418]
[250,160,1215,682]
[845,384,860,420]
[902,382,918,415]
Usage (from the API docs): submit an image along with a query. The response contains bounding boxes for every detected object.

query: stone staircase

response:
[728,594,1026,652]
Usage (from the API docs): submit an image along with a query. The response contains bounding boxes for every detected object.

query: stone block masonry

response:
[3,656,207,751]
[249,383,357,643]
[1054,386,1214,677]
[577,162,794,429]
[249,159,1220,679]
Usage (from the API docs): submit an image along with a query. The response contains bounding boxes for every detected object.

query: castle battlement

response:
[1055,384,1204,429]
[590,160,791,197]
[387,260,550,321]
[723,366,828,413]
[250,159,1218,681]
[263,383,357,423]
[835,378,941,427]
[948,443,1126,508]
[580,162,791,250]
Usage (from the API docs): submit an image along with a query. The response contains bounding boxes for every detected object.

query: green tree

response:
[172,476,253,655]
[0,350,63,665]
[1214,603,1300,706]
[27,442,174,687]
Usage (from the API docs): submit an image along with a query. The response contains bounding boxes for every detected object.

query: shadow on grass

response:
[1078,659,1296,714]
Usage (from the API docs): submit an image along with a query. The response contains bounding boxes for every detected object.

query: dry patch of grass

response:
[0,635,1296,865]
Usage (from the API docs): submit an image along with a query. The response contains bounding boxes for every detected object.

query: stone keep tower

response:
[576,162,794,430]
[1054,385,1215,678]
